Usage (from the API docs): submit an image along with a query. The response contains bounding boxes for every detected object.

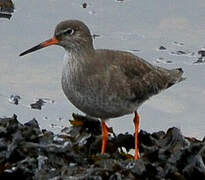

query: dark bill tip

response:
[19,37,59,57]
[19,44,43,56]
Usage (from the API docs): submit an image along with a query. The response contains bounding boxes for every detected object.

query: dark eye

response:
[64,28,75,35]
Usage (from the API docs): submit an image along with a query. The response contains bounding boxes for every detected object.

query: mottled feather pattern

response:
[61,48,184,119]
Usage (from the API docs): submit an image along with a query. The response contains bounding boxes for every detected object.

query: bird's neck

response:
[68,45,95,60]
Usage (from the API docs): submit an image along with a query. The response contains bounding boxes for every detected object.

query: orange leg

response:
[133,111,140,160]
[101,121,108,154]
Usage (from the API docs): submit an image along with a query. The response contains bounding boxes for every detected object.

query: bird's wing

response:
[96,49,170,103]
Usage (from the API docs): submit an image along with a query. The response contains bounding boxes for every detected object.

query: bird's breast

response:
[61,53,138,118]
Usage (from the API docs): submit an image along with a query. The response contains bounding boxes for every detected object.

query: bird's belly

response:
[61,72,136,119]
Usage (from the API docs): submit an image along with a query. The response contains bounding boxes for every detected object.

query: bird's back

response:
[93,49,184,104]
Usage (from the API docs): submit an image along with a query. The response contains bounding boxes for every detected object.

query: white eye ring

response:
[64,28,75,35]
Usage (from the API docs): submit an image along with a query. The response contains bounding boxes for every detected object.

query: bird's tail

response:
[167,68,185,88]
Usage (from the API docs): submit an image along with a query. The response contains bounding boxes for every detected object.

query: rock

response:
[130,159,146,176]
[170,50,187,56]
[173,41,184,46]
[82,2,87,8]
[0,114,204,179]
[158,46,167,50]
[198,50,205,57]
[30,99,46,110]
[9,95,21,105]
[194,49,205,63]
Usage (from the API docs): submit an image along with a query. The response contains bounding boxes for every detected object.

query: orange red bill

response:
[19,37,59,56]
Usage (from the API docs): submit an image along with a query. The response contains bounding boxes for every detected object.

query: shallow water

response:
[0,0,205,138]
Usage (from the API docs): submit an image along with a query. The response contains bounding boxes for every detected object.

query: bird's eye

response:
[64,28,75,35]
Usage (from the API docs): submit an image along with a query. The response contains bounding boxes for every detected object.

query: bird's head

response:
[19,20,93,56]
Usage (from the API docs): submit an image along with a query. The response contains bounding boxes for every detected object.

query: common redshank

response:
[19,20,185,160]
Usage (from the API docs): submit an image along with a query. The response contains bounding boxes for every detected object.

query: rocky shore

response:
[0,114,204,180]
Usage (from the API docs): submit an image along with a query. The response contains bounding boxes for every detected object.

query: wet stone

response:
[170,50,187,56]
[9,95,21,105]
[114,133,134,152]
[173,41,184,46]
[151,131,165,139]
[82,2,87,8]
[194,57,205,64]
[158,46,167,50]
[166,60,173,63]
[198,50,205,57]
[0,114,204,179]
[24,118,40,129]
[130,159,145,176]
[194,49,205,63]
[30,99,46,110]
[183,154,205,179]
